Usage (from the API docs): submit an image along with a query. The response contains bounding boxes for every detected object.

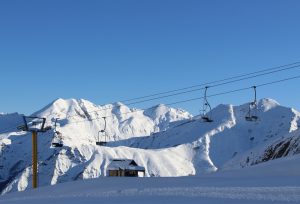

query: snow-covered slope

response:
[0,98,300,195]
[1,155,300,204]
[223,128,300,170]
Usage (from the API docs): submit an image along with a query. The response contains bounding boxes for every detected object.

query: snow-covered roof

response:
[107,159,145,171]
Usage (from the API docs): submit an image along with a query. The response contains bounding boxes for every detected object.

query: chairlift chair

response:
[245,86,258,122]
[96,130,107,146]
[51,118,63,147]
[201,86,213,122]
[96,117,108,146]
[52,131,63,147]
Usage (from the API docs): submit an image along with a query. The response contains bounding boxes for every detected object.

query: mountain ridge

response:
[0,98,299,195]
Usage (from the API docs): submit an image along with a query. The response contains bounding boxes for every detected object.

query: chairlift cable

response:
[124,64,300,106]
[6,74,300,130]
[39,62,300,121]
[121,61,300,103]
[64,75,300,124]
[58,62,300,121]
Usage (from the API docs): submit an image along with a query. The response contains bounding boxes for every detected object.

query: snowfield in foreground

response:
[1,155,300,204]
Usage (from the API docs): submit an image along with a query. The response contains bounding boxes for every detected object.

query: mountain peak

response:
[257,98,280,112]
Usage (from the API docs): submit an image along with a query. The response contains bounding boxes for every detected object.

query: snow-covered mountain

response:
[0,98,299,195]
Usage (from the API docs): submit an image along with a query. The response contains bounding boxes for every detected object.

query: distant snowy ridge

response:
[0,98,300,195]
[35,98,192,140]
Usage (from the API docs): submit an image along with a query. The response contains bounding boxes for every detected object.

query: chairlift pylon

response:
[245,86,258,122]
[52,118,63,147]
[201,86,213,122]
[96,117,108,146]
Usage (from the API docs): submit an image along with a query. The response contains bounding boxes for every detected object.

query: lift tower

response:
[20,116,51,189]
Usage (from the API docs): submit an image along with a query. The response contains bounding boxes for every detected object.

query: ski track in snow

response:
[1,187,300,202]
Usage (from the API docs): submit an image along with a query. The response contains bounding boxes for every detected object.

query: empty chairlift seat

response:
[51,118,63,147]
[245,86,259,122]
[201,86,213,122]
[96,117,108,146]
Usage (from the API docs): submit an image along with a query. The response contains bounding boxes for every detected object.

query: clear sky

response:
[0,0,300,115]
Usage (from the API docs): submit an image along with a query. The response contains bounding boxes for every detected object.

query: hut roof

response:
[107,159,145,171]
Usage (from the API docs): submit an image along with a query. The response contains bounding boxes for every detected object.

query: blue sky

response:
[0,0,300,115]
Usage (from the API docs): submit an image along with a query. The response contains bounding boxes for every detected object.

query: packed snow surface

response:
[0,155,300,204]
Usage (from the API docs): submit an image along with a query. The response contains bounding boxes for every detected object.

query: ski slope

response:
[0,155,300,204]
